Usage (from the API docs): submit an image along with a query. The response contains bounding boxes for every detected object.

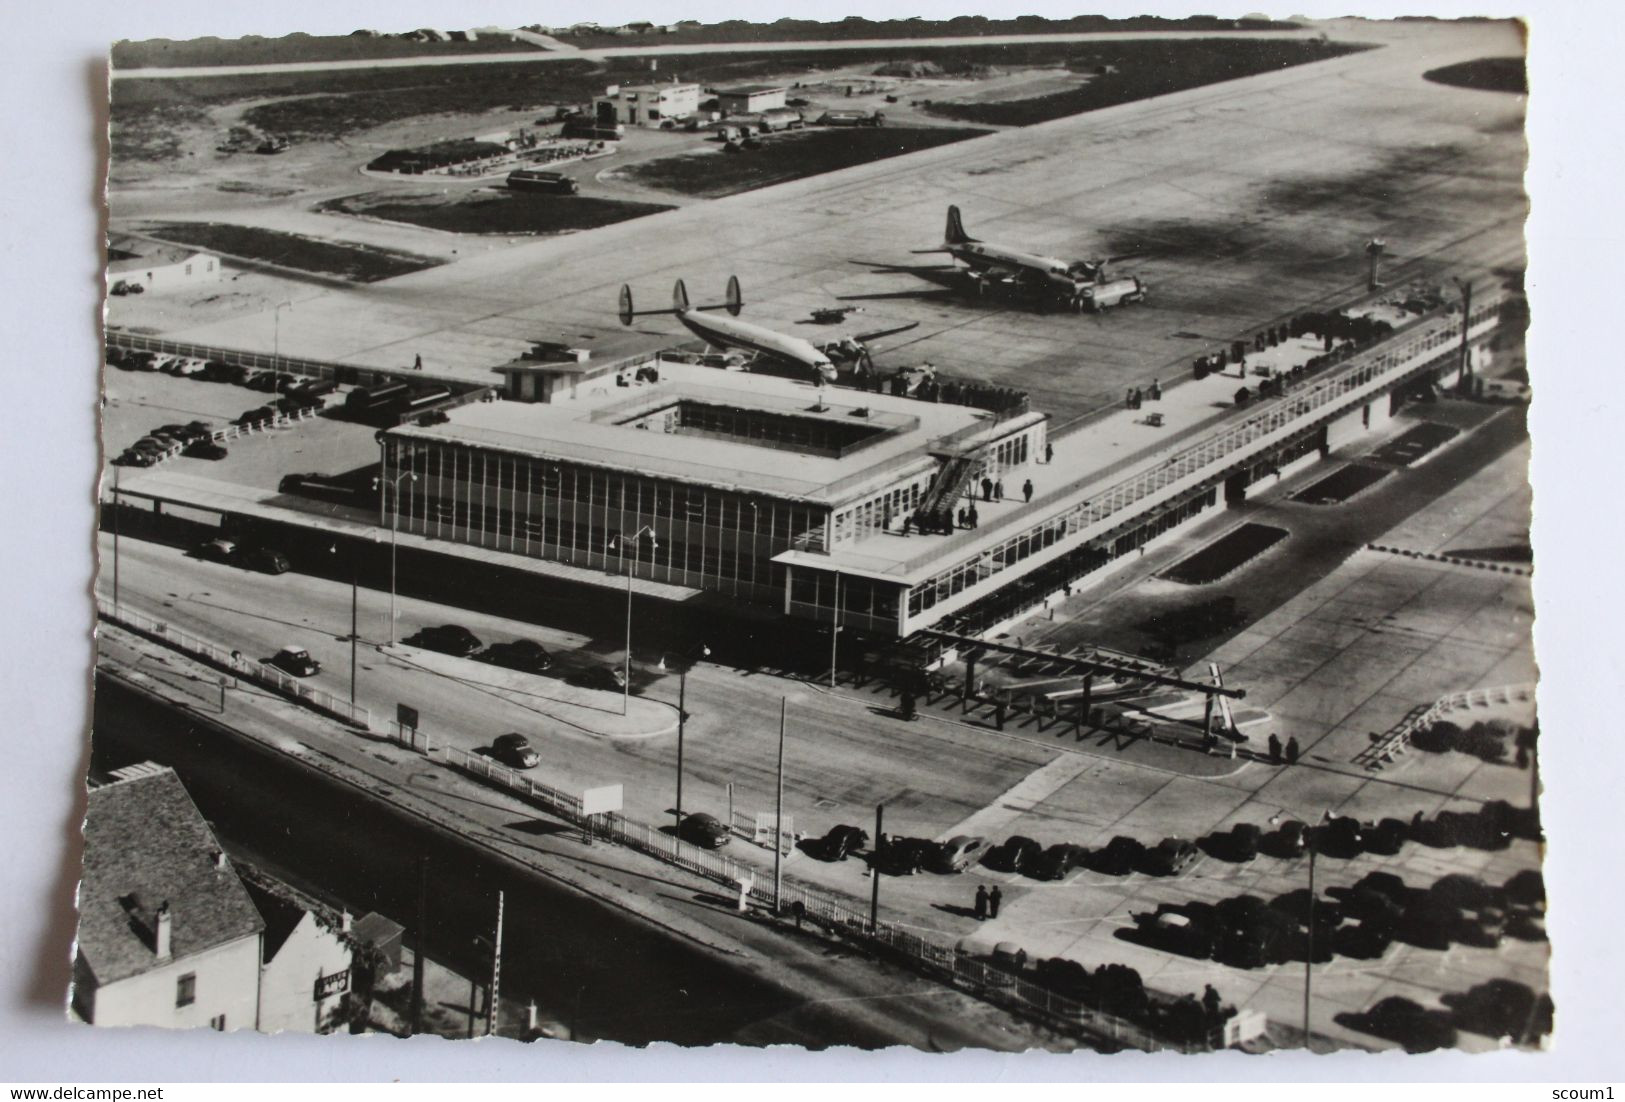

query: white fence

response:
[1360,682,1537,770]
[96,597,372,729]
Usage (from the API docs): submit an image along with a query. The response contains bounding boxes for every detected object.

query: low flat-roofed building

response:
[594,82,701,128]
[107,232,222,296]
[380,363,1046,634]
[72,763,264,1031]
[716,84,787,114]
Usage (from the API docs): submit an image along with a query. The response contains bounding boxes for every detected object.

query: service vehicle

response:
[677,813,730,849]
[269,646,320,677]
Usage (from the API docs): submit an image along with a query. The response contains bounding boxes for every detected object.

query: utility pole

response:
[675,665,686,833]
[411,857,427,1035]
[1454,277,1474,381]
[1303,828,1320,1049]
[869,803,883,932]
[111,464,120,612]
[774,695,787,914]
[349,549,359,709]
[829,570,840,688]
[487,890,504,1037]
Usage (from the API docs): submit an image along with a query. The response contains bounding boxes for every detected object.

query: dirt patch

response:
[613,127,990,199]
[1424,57,1527,95]
[1160,523,1289,585]
[144,223,442,282]
[320,191,674,236]
[922,39,1367,127]
[1292,463,1390,505]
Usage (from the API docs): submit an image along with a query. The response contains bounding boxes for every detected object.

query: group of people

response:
[1267,733,1302,765]
[876,369,1030,415]
[973,884,1003,920]
[1123,378,1163,410]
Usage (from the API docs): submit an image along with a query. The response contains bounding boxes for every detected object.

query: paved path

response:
[935,752,1095,841]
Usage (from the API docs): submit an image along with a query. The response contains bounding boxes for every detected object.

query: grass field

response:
[1423,56,1526,95]
[112,32,537,70]
[921,39,1368,127]
[1161,523,1289,585]
[616,127,990,198]
[144,223,442,282]
[319,192,674,235]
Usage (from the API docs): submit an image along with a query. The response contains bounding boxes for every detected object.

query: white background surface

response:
[0,0,1617,1082]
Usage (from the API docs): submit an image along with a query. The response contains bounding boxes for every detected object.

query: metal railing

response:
[105,329,478,392]
[96,597,372,729]
[1358,682,1537,770]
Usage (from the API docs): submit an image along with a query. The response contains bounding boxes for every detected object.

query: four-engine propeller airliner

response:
[618,277,918,385]
[919,205,1148,311]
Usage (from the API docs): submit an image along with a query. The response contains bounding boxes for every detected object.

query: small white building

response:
[715,84,788,115]
[72,764,264,1031]
[240,870,356,1034]
[594,81,701,128]
[108,233,222,296]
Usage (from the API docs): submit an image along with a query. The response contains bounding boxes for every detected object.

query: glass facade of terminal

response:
[381,435,839,602]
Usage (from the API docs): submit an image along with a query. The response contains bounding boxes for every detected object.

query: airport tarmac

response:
[108,18,1528,430]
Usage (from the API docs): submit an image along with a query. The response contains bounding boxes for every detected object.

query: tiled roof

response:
[77,768,263,986]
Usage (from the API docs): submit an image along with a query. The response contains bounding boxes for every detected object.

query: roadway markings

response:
[933,753,1097,842]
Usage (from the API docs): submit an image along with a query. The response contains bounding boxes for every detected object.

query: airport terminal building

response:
[380,286,1515,639]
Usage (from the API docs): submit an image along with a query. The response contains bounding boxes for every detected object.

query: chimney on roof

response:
[212,849,228,871]
[154,902,173,960]
[340,910,353,934]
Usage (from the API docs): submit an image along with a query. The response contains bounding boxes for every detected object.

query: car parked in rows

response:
[1364,817,1410,856]
[183,440,228,461]
[984,834,1043,873]
[192,538,238,564]
[238,546,292,574]
[1319,816,1365,857]
[201,361,250,384]
[235,406,278,427]
[872,836,936,875]
[566,665,628,692]
[1089,835,1145,876]
[268,645,320,677]
[490,733,540,770]
[405,624,483,656]
[113,449,157,467]
[929,834,989,874]
[677,812,730,849]
[805,824,868,862]
[1143,837,1201,876]
[477,639,554,674]
[1030,842,1089,881]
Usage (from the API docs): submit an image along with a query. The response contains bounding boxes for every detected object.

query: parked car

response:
[235,406,277,427]
[1090,835,1146,876]
[124,351,158,371]
[929,835,989,874]
[1211,822,1262,862]
[677,812,730,849]
[872,836,936,875]
[405,624,483,656]
[806,824,868,862]
[1346,996,1458,1053]
[1143,838,1201,876]
[202,361,249,384]
[478,639,554,673]
[1319,816,1365,857]
[152,424,192,442]
[238,546,292,574]
[268,645,320,677]
[181,440,228,460]
[246,371,281,392]
[192,538,238,563]
[1136,906,1215,958]
[1365,817,1410,856]
[113,449,157,467]
[566,665,628,692]
[171,358,208,376]
[1263,819,1308,858]
[1030,843,1089,881]
[130,436,170,454]
[984,834,1043,873]
[491,733,540,770]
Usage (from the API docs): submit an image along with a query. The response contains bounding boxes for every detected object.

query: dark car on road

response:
[1030,843,1089,881]
[805,825,868,862]
[872,836,936,875]
[479,639,554,673]
[238,546,292,574]
[268,646,320,677]
[183,440,229,460]
[1143,838,1201,877]
[567,665,628,692]
[406,624,483,657]
[1343,996,1458,1053]
[192,538,238,564]
[677,812,730,849]
[929,835,989,874]
[1090,835,1146,876]
[984,835,1043,873]
[491,733,540,770]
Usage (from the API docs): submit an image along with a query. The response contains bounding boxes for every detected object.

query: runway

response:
[110,19,1527,429]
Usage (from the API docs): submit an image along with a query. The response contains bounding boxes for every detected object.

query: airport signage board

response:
[581,784,624,816]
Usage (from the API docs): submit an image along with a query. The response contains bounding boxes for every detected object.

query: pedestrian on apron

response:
[974,885,989,920]
[988,885,1003,919]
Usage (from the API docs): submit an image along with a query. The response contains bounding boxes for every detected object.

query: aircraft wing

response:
[852,321,921,344]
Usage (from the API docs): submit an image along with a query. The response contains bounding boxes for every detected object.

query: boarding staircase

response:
[912,451,981,532]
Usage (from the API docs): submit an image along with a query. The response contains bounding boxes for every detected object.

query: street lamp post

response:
[673,643,710,834]
[774,695,787,914]
[608,525,658,717]
[110,464,120,613]
[272,300,293,364]
[373,471,418,645]
[331,544,359,708]
[829,570,841,689]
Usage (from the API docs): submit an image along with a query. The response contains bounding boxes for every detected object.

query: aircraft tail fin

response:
[945,205,973,246]
[617,284,635,326]
[725,275,742,317]
[673,279,691,312]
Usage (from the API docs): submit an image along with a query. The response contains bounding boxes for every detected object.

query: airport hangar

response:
[372,284,1514,641]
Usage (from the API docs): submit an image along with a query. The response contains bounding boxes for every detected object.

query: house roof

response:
[76,767,264,986]
[106,232,209,274]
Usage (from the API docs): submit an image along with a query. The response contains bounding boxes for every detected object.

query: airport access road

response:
[109,18,1528,429]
